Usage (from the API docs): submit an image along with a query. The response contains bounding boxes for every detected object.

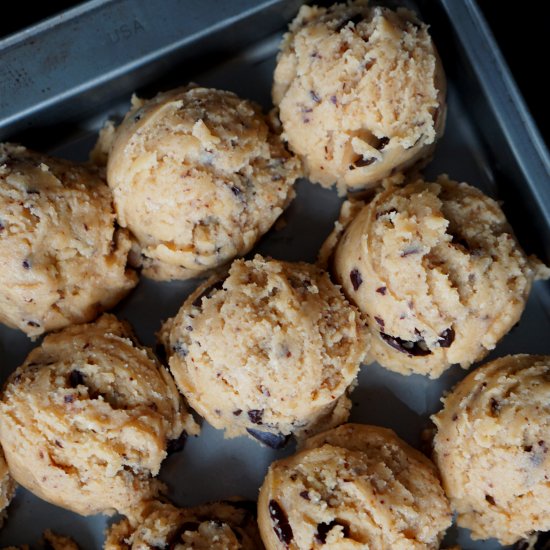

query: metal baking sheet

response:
[1,1,548,548]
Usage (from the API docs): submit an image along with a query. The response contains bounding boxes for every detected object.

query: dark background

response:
[0,1,547,146]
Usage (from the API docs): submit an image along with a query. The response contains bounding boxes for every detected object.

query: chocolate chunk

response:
[68,370,85,388]
[351,156,375,169]
[330,95,337,105]
[246,428,290,449]
[374,316,385,328]
[376,286,387,295]
[310,90,321,103]
[0,222,4,231]
[336,13,363,31]
[379,332,432,356]
[269,500,293,546]
[490,398,501,416]
[173,341,189,358]
[315,520,350,543]
[247,409,264,424]
[524,445,533,453]
[377,137,390,150]
[192,279,225,308]
[233,409,242,416]
[485,494,496,505]
[299,491,310,500]
[167,431,188,455]
[438,327,455,348]
[230,185,242,197]
[22,259,31,269]
[64,395,74,404]
[401,246,420,257]
[349,269,363,291]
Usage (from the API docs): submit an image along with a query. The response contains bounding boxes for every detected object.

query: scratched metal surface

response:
[0,1,549,549]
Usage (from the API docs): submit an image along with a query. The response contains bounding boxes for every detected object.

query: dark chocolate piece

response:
[379,332,432,356]
[438,327,455,348]
[247,409,264,424]
[269,500,293,546]
[349,269,363,291]
[315,520,350,543]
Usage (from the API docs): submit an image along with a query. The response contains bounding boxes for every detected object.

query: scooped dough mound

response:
[273,1,446,194]
[0,314,198,520]
[433,354,550,544]
[107,86,301,280]
[104,499,263,550]
[258,423,451,549]
[161,255,367,447]
[0,143,137,338]
[324,174,549,377]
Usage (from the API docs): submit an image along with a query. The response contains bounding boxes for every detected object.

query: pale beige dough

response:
[322,174,550,377]
[0,143,137,338]
[258,423,451,549]
[105,499,263,550]
[0,314,198,521]
[160,255,367,447]
[106,86,300,280]
[273,1,446,195]
[0,447,16,529]
[432,354,550,545]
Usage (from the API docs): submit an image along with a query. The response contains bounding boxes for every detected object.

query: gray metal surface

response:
[0,1,548,549]
[0,0,303,140]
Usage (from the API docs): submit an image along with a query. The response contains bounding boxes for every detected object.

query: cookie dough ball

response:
[273,1,445,195]
[0,314,198,520]
[0,143,137,338]
[0,446,16,528]
[161,255,367,447]
[2,531,79,550]
[107,86,300,280]
[105,499,263,550]
[324,174,549,378]
[432,355,550,544]
[258,423,451,549]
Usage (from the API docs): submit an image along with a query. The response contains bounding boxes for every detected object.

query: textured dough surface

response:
[161,255,367,446]
[432,354,550,544]
[107,86,300,280]
[0,447,16,529]
[258,423,451,549]
[0,314,198,520]
[0,143,137,338]
[325,174,549,377]
[104,499,263,550]
[273,1,445,194]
